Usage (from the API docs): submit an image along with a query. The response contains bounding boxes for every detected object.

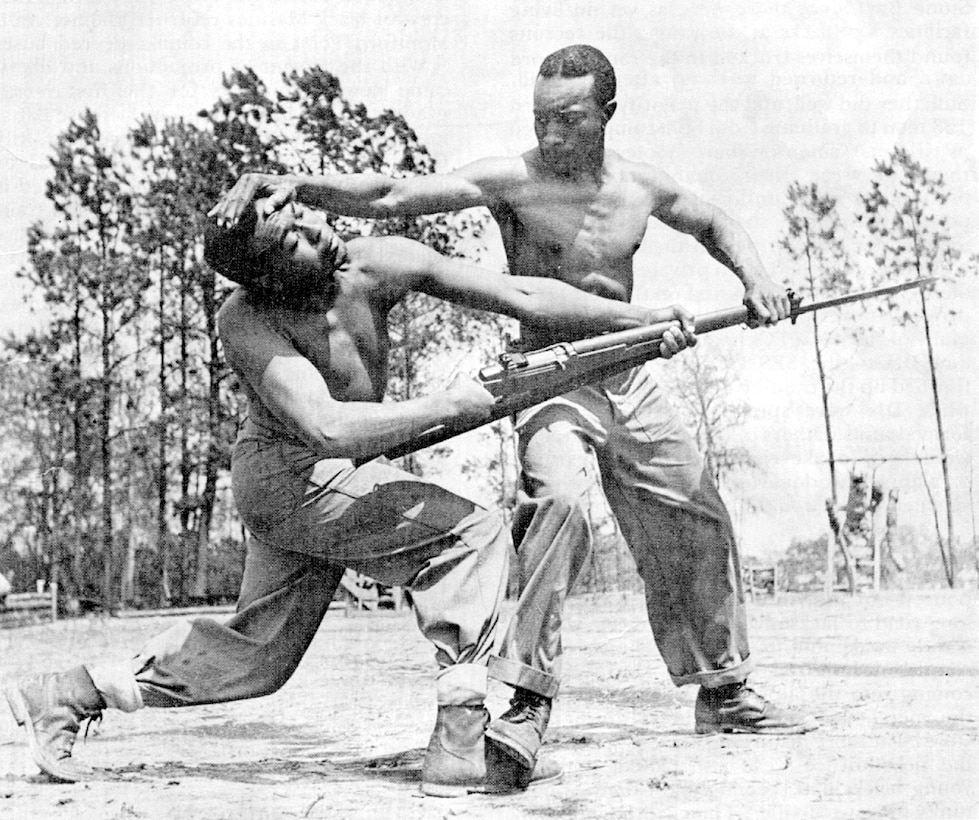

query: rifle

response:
[376,277,934,462]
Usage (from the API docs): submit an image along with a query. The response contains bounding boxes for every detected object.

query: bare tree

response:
[780,182,855,505]
[857,147,973,587]
[668,346,755,492]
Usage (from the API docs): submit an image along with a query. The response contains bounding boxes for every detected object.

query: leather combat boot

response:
[5,666,106,782]
[420,704,563,797]
[484,737,563,794]
[421,704,491,797]
[485,687,552,768]
[695,681,818,735]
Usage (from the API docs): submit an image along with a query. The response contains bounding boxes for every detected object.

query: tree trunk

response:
[100,281,114,607]
[802,230,838,506]
[121,452,138,604]
[819,306,836,599]
[800,220,839,597]
[120,321,144,606]
[37,433,55,590]
[72,266,86,596]
[918,288,954,587]
[191,277,220,600]
[157,252,172,605]
[178,254,192,601]
[192,455,217,600]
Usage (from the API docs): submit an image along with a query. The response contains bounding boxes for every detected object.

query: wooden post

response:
[50,582,58,622]
[824,522,834,597]
[870,480,884,593]
[872,531,881,592]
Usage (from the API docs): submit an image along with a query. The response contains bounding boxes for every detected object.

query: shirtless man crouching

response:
[5,197,694,796]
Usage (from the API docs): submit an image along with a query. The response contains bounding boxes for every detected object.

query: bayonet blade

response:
[792,277,936,320]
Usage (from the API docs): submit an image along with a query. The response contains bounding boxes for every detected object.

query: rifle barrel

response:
[375,278,930,462]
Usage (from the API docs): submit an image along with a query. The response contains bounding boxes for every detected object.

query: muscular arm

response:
[211,157,520,224]
[292,169,486,218]
[644,166,789,323]
[361,236,695,342]
[218,292,491,460]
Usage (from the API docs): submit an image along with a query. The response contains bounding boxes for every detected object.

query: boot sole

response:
[4,684,91,783]
[421,767,564,797]
[420,781,472,798]
[484,725,536,768]
[481,765,563,794]
[695,720,819,735]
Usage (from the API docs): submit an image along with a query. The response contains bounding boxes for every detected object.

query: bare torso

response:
[489,149,655,347]
[224,239,394,437]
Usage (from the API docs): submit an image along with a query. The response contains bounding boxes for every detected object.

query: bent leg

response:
[274,458,533,796]
[128,539,343,708]
[8,541,343,783]
[267,458,512,701]
[484,401,603,770]
[489,403,601,699]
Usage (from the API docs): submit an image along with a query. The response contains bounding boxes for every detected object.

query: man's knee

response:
[538,489,589,520]
[513,488,590,548]
[456,505,508,548]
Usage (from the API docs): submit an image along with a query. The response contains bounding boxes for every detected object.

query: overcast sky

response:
[1,1,976,558]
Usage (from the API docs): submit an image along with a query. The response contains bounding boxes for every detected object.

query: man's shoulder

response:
[217,286,245,325]
[454,153,531,190]
[606,150,680,192]
[217,287,267,340]
[218,287,294,333]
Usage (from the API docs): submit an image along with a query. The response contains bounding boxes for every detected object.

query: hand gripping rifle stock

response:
[375,277,934,463]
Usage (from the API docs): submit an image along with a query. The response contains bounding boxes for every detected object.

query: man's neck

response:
[551,144,606,185]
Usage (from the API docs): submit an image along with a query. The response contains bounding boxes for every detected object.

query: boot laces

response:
[81,711,103,741]
[717,681,758,702]
[504,691,546,725]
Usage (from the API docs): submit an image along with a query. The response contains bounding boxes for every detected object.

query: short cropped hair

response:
[538,44,616,108]
[203,205,275,286]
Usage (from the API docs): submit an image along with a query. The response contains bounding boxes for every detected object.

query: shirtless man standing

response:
[6,195,694,795]
[213,43,818,772]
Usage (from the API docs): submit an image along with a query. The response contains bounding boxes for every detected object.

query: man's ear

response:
[603,100,617,124]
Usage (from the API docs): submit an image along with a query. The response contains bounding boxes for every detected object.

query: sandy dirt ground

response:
[1,588,976,819]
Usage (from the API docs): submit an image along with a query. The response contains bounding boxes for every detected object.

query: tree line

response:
[0,66,496,609]
[1,67,972,607]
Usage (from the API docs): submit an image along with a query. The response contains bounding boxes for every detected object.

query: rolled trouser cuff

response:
[436,663,488,706]
[670,656,755,689]
[487,655,559,699]
[86,661,145,713]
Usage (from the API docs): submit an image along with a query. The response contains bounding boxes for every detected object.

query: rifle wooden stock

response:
[374,305,750,462]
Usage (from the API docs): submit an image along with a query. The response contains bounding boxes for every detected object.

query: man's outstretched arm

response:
[209,158,515,227]
[360,236,696,357]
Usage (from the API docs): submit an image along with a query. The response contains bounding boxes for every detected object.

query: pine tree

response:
[857,147,968,587]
